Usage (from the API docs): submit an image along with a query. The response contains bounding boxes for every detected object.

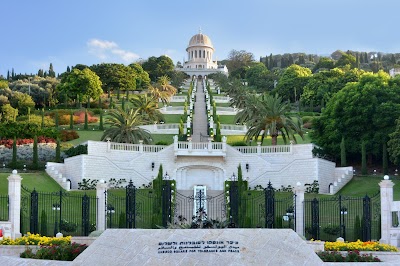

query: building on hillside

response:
[390,68,400,78]
[46,138,352,196]
[176,30,228,78]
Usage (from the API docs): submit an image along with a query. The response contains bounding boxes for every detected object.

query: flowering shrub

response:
[60,130,79,141]
[324,240,398,252]
[0,137,56,148]
[74,110,98,124]
[0,232,71,246]
[20,242,87,261]
[317,250,381,262]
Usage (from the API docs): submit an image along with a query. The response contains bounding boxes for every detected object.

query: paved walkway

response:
[192,79,208,142]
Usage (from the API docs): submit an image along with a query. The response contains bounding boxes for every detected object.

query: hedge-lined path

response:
[192,79,208,142]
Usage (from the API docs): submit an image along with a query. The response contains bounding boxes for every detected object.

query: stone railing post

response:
[208,138,212,152]
[188,138,193,152]
[107,139,111,152]
[96,180,108,231]
[173,135,178,152]
[8,170,22,239]
[379,175,394,244]
[294,182,305,237]
[257,142,261,155]
[139,140,144,153]
[222,136,227,152]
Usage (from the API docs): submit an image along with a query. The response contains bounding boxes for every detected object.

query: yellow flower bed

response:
[0,233,71,246]
[324,240,398,252]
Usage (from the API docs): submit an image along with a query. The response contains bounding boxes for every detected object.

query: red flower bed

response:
[74,111,98,124]
[0,137,56,148]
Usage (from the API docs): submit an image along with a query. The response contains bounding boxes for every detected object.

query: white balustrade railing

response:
[157,124,180,130]
[192,142,208,150]
[110,143,140,151]
[110,143,167,153]
[234,146,258,154]
[143,145,167,153]
[233,145,292,154]
[220,124,246,131]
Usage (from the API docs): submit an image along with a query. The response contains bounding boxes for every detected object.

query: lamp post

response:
[52,203,60,236]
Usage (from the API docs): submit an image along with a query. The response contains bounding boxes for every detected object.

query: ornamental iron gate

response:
[106,181,157,229]
[304,192,380,241]
[0,194,8,221]
[174,190,226,227]
[20,186,97,236]
[238,182,295,229]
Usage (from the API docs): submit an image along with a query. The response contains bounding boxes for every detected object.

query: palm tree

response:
[157,75,177,96]
[130,94,164,124]
[101,107,152,144]
[148,85,169,106]
[240,94,304,145]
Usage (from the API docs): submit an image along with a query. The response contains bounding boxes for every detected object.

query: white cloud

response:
[87,38,139,63]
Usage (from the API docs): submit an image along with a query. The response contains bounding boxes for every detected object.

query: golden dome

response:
[188,33,213,48]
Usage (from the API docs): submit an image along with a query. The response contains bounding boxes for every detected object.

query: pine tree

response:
[391,54,396,64]
[361,141,367,175]
[99,110,104,130]
[84,109,88,130]
[66,66,71,73]
[32,135,38,169]
[383,142,388,175]
[340,137,346,167]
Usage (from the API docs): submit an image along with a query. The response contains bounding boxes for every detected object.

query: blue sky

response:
[1,0,399,76]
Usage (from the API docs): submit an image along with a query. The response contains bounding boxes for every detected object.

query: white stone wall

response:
[49,141,350,194]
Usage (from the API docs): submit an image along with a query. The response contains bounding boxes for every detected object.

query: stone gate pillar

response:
[379,175,394,244]
[96,180,108,231]
[8,170,22,239]
[294,182,305,237]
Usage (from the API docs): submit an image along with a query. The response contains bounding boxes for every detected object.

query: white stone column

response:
[294,182,305,237]
[222,136,227,152]
[8,170,22,239]
[257,142,261,155]
[96,180,108,231]
[379,175,394,244]
[173,135,178,152]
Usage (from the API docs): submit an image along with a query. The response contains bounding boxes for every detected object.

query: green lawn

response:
[67,130,104,146]
[218,115,236,124]
[226,133,312,145]
[163,114,183,123]
[167,102,185,106]
[0,172,62,194]
[215,102,231,107]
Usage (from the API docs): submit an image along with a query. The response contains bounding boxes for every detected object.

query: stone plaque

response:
[74,229,322,265]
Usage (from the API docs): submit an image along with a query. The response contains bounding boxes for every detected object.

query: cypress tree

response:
[268,53,273,70]
[109,96,113,109]
[69,111,74,130]
[54,112,59,128]
[7,70,10,80]
[41,108,45,128]
[84,108,88,130]
[340,137,346,167]
[99,110,104,130]
[55,138,61,163]
[11,136,17,169]
[121,97,125,111]
[28,107,31,123]
[360,52,364,64]
[264,56,269,68]
[66,66,71,73]
[125,89,129,99]
[117,87,120,100]
[98,97,102,108]
[87,95,90,109]
[32,135,38,169]
[40,210,48,236]
[361,141,367,175]
[383,142,388,175]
